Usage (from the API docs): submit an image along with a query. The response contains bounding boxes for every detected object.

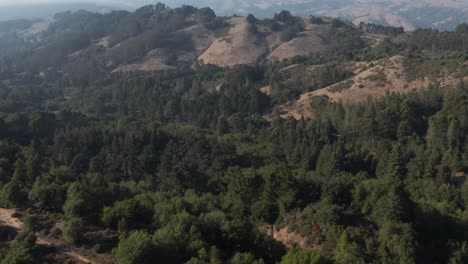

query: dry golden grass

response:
[198,17,267,67]
[271,55,467,120]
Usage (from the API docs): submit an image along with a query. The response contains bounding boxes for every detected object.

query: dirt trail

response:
[0,208,95,264]
[269,55,466,120]
[0,209,22,229]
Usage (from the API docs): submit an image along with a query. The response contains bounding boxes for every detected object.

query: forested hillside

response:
[0,3,467,264]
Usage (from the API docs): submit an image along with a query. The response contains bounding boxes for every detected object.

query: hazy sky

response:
[0,0,143,7]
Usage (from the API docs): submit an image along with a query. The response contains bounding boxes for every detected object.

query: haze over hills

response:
[2,0,468,30]
[0,3,124,21]
[174,0,468,31]
[0,5,396,75]
[0,2,467,121]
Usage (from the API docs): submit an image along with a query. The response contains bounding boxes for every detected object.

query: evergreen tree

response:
[377,222,416,264]
[385,144,406,181]
[12,159,27,183]
[63,217,85,245]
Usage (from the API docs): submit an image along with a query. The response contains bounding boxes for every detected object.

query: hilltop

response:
[1,3,468,121]
[0,6,364,73]
[166,0,468,31]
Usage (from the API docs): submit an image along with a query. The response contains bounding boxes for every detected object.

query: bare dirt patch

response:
[96,36,110,49]
[0,208,115,264]
[260,85,271,96]
[273,226,309,248]
[113,48,176,73]
[19,19,52,37]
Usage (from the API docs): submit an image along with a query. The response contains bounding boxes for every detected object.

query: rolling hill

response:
[1,3,468,121]
[270,55,468,120]
[0,7,362,73]
[152,0,468,31]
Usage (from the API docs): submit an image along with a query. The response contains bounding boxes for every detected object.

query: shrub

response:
[23,216,39,231]
[280,28,297,42]
[92,243,103,254]
[310,16,324,24]
[63,217,85,245]
[115,230,155,264]
[280,247,328,264]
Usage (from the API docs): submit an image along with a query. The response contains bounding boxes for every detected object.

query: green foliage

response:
[0,179,25,208]
[325,20,365,53]
[247,14,257,24]
[0,247,35,264]
[102,198,153,232]
[23,216,38,232]
[377,222,416,264]
[0,229,37,264]
[310,16,324,25]
[63,183,88,219]
[280,28,297,42]
[448,241,468,264]
[353,178,410,225]
[280,247,328,264]
[63,217,85,245]
[28,166,74,210]
[115,230,155,264]
[229,252,264,264]
[0,80,464,263]
[334,229,367,264]
[409,25,468,51]
[359,22,404,36]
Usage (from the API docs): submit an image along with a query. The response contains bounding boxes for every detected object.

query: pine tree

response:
[0,179,25,207]
[252,175,279,237]
[12,159,27,183]
[377,222,416,264]
[25,153,40,183]
[316,143,344,176]
[385,144,406,181]
[447,118,461,150]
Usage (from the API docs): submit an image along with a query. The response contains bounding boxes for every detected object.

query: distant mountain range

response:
[142,0,468,31]
[0,3,120,21]
[177,0,468,31]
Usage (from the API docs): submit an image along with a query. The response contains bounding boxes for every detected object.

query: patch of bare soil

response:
[0,208,23,229]
[96,36,110,49]
[259,225,322,251]
[19,19,52,37]
[215,82,224,92]
[0,208,115,264]
[113,48,176,73]
[260,85,271,96]
[273,226,309,248]
[361,33,386,48]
